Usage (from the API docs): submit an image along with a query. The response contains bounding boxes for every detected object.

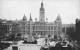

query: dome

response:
[23,14,27,21]
[56,14,61,21]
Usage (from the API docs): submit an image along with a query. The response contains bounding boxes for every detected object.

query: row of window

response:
[21,31,61,35]
[22,27,61,31]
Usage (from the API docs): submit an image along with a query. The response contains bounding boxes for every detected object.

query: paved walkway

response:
[3,38,45,50]
[4,44,41,50]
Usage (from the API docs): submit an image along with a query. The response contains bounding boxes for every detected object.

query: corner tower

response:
[39,1,45,22]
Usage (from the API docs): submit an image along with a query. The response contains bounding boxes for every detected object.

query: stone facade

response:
[18,2,62,38]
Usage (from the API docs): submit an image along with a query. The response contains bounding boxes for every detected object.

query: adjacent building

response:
[62,24,75,34]
[76,18,80,34]
[0,19,12,36]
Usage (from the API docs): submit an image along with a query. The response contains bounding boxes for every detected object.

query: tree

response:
[12,23,21,34]
[17,33,21,37]
[9,34,15,41]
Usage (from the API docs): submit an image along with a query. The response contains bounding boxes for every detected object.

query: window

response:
[54,27,56,30]
[33,27,35,30]
[58,27,60,30]
[51,27,53,30]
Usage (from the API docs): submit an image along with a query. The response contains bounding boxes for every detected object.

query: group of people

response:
[44,37,75,47]
[40,38,79,50]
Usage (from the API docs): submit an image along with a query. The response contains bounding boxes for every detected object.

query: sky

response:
[0,0,80,24]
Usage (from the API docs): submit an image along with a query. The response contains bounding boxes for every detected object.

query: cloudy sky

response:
[0,0,80,24]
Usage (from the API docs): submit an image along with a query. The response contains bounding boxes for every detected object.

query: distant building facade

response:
[62,24,75,34]
[18,2,62,38]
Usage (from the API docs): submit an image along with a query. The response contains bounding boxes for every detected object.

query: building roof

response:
[23,14,27,21]
[62,24,75,27]
[56,14,61,21]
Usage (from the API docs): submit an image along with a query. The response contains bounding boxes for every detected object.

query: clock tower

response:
[39,2,45,22]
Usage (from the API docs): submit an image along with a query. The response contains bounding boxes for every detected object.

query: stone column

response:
[30,22,32,37]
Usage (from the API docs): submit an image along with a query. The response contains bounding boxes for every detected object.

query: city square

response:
[0,0,80,50]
